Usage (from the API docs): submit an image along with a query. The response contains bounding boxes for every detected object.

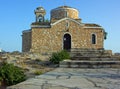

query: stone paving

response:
[7,68,120,89]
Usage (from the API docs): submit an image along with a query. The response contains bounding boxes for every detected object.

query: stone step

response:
[70,51,104,54]
[71,54,111,58]
[71,57,119,61]
[70,48,104,52]
[69,48,112,58]
[70,52,111,58]
[70,51,110,53]
[70,50,104,53]
[59,60,120,68]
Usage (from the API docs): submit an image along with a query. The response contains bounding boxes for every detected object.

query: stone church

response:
[22,6,107,53]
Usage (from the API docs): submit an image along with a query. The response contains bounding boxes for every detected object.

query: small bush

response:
[50,50,70,64]
[0,62,26,86]
[34,70,44,75]
[35,59,42,62]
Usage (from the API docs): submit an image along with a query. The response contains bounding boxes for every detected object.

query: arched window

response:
[66,22,69,28]
[92,34,96,44]
[64,11,68,17]
[38,15,44,22]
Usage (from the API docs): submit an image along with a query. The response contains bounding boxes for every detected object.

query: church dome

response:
[50,6,79,20]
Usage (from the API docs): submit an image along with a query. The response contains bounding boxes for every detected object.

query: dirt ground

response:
[0,53,57,88]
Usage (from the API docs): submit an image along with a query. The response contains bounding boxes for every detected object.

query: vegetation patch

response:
[0,62,26,86]
[50,50,70,64]
[34,70,44,75]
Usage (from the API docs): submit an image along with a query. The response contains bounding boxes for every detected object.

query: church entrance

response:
[63,34,71,50]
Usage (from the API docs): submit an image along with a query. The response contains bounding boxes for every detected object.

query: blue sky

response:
[0,0,120,53]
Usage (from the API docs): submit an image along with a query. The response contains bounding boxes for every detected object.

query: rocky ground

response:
[0,52,55,79]
[7,68,120,89]
[0,52,120,89]
[0,52,56,89]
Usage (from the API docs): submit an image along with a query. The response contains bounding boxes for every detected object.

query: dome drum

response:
[51,6,79,21]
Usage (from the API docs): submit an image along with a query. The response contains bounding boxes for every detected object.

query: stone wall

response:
[51,6,79,23]
[22,6,105,53]
[83,28,104,49]
[30,19,104,53]
[22,31,31,52]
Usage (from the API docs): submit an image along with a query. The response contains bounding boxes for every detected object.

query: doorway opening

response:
[63,34,71,50]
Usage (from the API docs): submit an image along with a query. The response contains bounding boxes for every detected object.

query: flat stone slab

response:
[7,68,120,89]
[60,60,120,68]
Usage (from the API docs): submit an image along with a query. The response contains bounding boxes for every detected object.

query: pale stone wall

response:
[30,19,104,53]
[22,31,31,52]
[22,6,105,53]
[31,28,52,53]
[83,28,104,49]
[51,6,79,23]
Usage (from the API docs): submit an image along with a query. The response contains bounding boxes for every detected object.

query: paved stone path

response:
[7,68,120,89]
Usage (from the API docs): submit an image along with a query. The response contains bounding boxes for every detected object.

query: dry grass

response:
[0,53,54,79]
[20,59,55,79]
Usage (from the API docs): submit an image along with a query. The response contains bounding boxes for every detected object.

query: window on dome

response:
[65,11,68,17]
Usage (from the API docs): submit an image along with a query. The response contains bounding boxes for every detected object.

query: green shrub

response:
[34,70,44,75]
[50,50,70,64]
[0,62,26,86]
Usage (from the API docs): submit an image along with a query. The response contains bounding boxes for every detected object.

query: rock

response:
[7,68,120,89]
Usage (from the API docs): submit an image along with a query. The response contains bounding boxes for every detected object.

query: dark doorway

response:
[63,34,71,50]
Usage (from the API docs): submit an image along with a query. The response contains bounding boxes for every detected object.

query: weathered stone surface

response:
[7,68,120,89]
[51,6,79,22]
[22,6,105,53]
[60,60,120,68]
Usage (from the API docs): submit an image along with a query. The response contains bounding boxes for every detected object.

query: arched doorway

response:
[63,34,71,50]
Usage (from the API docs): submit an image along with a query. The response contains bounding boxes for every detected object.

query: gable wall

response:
[30,19,104,53]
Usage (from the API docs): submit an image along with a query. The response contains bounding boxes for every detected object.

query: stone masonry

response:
[22,6,106,53]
